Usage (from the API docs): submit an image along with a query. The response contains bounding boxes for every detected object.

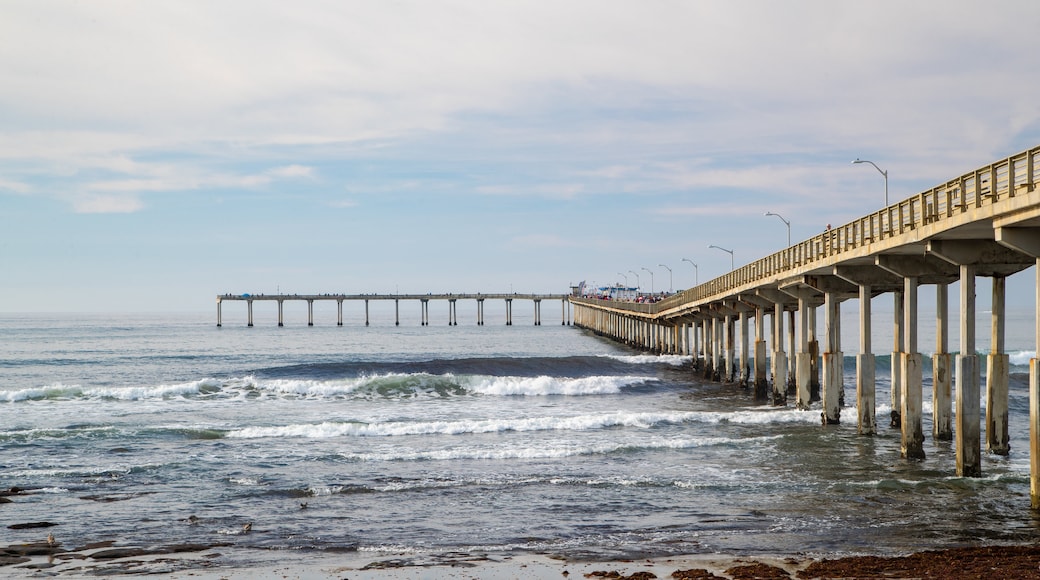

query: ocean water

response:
[2,307,1040,572]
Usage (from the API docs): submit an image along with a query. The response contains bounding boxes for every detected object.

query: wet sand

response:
[5,539,1040,579]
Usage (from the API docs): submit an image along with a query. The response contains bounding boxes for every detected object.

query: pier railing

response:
[584,145,1040,316]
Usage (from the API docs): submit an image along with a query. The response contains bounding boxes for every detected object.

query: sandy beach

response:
[6,539,1040,579]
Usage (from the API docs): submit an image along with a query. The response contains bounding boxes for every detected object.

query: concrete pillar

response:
[337,299,343,326]
[740,309,750,388]
[278,300,284,327]
[534,299,541,326]
[821,291,842,425]
[713,317,722,381]
[702,321,711,376]
[796,295,812,410]
[728,315,736,384]
[395,299,400,326]
[753,307,768,396]
[956,265,981,477]
[561,298,566,326]
[787,310,797,391]
[365,300,370,327]
[987,276,1010,455]
[478,299,485,326]
[247,299,253,327]
[307,299,314,326]
[1032,258,1040,507]
[216,298,222,327]
[773,302,788,405]
[506,299,513,326]
[809,305,820,401]
[901,277,925,460]
[891,290,904,428]
[933,284,953,440]
[857,284,876,435]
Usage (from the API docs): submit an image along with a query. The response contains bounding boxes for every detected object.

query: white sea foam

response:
[600,354,692,366]
[341,434,783,462]
[1010,350,1036,366]
[0,383,84,402]
[226,408,817,440]
[466,374,652,396]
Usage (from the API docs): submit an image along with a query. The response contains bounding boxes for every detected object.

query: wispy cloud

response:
[0,179,30,194]
[72,194,144,214]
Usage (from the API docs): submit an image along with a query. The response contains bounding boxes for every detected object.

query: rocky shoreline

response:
[4,530,1040,579]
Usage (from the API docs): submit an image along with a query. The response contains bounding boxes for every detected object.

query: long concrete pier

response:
[216,293,570,327]
[571,145,1040,506]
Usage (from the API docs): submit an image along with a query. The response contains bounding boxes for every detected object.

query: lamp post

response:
[658,264,673,293]
[764,211,791,246]
[617,272,628,287]
[681,258,698,285]
[852,158,889,207]
[642,267,655,294]
[629,270,640,292]
[708,244,734,271]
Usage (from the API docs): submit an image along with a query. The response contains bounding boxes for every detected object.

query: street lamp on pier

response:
[658,264,673,293]
[852,158,889,207]
[708,244,734,271]
[681,258,698,285]
[641,267,655,294]
[764,211,791,247]
[628,270,640,292]
[617,272,628,287]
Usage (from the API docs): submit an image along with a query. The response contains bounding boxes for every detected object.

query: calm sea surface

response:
[3,306,1040,571]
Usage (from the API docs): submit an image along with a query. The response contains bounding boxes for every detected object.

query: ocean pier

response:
[216,293,570,328]
[571,145,1040,506]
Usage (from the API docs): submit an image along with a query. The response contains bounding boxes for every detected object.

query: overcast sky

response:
[3,1,1040,313]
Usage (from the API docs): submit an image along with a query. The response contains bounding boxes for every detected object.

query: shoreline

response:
[6,541,1040,579]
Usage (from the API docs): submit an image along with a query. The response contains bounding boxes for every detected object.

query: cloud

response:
[266,165,314,179]
[72,194,144,214]
[0,179,30,194]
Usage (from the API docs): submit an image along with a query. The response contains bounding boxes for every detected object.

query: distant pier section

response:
[216,293,571,327]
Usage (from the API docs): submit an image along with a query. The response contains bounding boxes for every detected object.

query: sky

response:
[3,1,1040,313]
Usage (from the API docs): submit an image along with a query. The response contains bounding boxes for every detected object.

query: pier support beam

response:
[773,302,788,405]
[857,284,876,435]
[278,300,284,327]
[891,290,904,428]
[216,298,222,327]
[337,299,343,326]
[796,294,812,410]
[395,299,400,326]
[809,305,820,401]
[933,284,953,441]
[753,306,768,396]
[247,299,254,327]
[821,291,842,425]
[987,276,1010,455]
[724,314,735,382]
[957,265,982,476]
[307,299,314,326]
[787,310,797,392]
[506,299,513,326]
[478,299,485,326]
[365,300,370,326]
[900,277,925,460]
[739,307,750,388]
